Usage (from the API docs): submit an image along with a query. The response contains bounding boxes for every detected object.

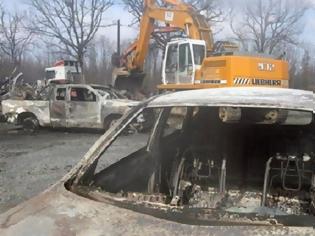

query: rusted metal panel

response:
[50,101,67,127]
[67,101,101,128]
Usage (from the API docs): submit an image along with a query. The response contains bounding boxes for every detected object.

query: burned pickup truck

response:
[1,88,315,235]
[1,84,138,132]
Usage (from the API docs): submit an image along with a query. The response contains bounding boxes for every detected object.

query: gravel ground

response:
[0,123,101,213]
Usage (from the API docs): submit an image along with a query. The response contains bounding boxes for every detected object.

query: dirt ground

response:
[0,123,101,213]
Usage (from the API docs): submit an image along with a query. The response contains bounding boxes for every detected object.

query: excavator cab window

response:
[164,44,178,84]
[163,40,206,85]
[178,43,194,83]
[165,44,178,73]
[165,42,194,84]
[193,44,206,66]
[179,44,193,72]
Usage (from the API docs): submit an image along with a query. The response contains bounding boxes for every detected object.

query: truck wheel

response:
[22,117,39,134]
[103,115,121,131]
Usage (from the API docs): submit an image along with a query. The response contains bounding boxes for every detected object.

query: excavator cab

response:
[162,39,206,85]
[160,39,289,91]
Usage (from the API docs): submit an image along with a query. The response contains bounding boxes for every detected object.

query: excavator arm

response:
[117,0,214,75]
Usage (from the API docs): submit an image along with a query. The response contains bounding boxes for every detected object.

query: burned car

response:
[1,84,138,132]
[1,87,315,235]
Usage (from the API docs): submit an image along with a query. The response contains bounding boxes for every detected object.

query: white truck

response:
[1,84,139,133]
[45,60,82,84]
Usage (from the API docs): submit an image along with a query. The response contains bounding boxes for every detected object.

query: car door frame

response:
[50,85,68,127]
[66,85,102,128]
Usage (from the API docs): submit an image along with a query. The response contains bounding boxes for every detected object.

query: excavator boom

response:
[117,0,213,73]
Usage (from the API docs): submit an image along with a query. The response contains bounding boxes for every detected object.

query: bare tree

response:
[122,0,144,25]
[0,6,33,69]
[230,0,309,55]
[185,0,225,24]
[30,0,113,83]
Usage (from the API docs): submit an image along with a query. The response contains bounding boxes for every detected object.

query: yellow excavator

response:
[112,0,289,93]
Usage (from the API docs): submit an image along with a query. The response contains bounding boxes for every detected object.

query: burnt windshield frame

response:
[73,105,163,186]
[74,105,314,185]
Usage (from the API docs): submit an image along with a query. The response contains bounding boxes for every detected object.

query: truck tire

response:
[22,117,39,134]
[103,115,122,132]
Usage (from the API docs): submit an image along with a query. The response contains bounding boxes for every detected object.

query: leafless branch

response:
[230,0,309,54]
[0,6,34,68]
[30,0,113,83]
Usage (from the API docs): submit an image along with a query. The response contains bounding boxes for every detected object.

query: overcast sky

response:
[221,0,314,47]
[4,0,315,46]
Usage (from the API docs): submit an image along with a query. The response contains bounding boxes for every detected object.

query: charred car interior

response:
[71,104,315,227]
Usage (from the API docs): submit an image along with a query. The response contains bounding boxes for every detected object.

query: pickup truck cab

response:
[1,84,138,132]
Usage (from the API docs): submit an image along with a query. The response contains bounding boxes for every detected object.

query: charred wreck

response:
[2,87,315,235]
[69,88,315,227]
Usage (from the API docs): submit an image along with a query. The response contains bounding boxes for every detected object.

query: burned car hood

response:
[102,99,140,107]
[0,184,314,236]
